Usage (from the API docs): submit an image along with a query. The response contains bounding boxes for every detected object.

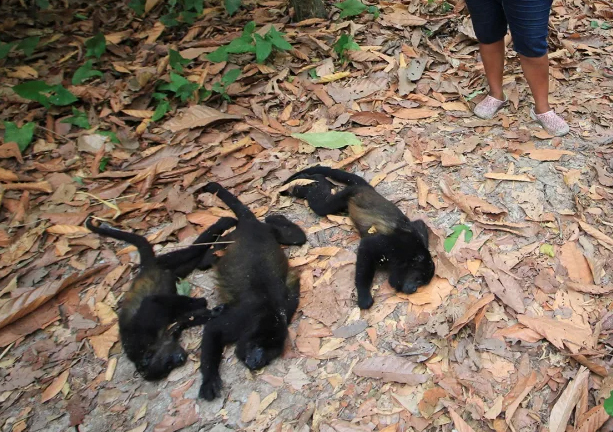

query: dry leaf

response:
[47,225,91,235]
[575,405,609,432]
[392,108,439,120]
[559,242,593,284]
[442,101,469,111]
[353,356,429,384]
[549,367,589,432]
[565,281,613,295]
[241,391,261,423]
[90,323,119,360]
[575,218,613,247]
[524,148,574,161]
[505,371,537,425]
[416,177,429,208]
[162,105,241,132]
[484,173,534,182]
[41,370,69,403]
[517,315,592,353]
[448,408,476,432]
[449,294,495,336]
[258,391,277,414]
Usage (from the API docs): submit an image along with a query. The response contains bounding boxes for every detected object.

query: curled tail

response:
[202,182,257,221]
[284,166,369,187]
[86,218,156,268]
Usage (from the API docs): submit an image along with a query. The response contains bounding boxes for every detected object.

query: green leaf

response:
[152,99,170,122]
[176,279,192,296]
[334,0,367,18]
[72,59,103,85]
[222,68,241,86]
[175,82,199,102]
[590,20,600,28]
[243,21,256,36]
[61,107,91,129]
[441,1,452,13]
[225,0,241,15]
[602,22,612,30]
[367,5,380,18]
[85,32,106,59]
[48,85,78,106]
[254,34,273,63]
[539,244,555,257]
[17,36,40,56]
[605,391,613,416]
[0,42,17,60]
[99,156,110,172]
[444,224,473,253]
[3,121,36,152]
[12,80,54,107]
[333,33,360,58]
[466,89,484,101]
[98,130,120,144]
[161,12,180,27]
[308,69,318,79]
[266,27,293,51]
[159,72,191,92]
[207,47,229,63]
[169,49,190,72]
[180,10,198,24]
[128,0,145,15]
[184,0,204,13]
[291,131,362,149]
[35,0,50,8]
[226,36,256,54]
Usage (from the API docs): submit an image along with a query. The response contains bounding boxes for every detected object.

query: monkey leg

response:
[264,214,307,245]
[146,294,209,321]
[286,174,354,217]
[355,235,386,310]
[199,309,243,401]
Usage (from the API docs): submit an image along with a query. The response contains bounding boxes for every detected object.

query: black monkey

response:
[85,216,237,380]
[282,166,435,310]
[196,182,306,401]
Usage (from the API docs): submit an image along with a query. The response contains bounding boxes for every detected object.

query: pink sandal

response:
[473,94,508,119]
[530,108,570,137]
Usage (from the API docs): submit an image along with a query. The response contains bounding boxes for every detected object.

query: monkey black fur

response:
[283,166,435,310]
[85,216,236,380]
[197,182,306,401]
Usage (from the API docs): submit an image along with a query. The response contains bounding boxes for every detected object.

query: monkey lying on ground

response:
[282,166,435,310]
[196,182,306,400]
[85,216,236,380]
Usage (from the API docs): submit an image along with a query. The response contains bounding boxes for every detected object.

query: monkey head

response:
[123,330,187,381]
[388,220,435,294]
[235,308,288,371]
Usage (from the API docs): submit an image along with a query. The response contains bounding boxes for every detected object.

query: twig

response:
[161,241,235,250]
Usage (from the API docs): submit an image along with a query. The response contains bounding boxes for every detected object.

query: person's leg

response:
[504,0,569,135]
[465,0,509,119]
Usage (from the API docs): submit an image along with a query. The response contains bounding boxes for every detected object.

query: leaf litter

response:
[0,0,612,431]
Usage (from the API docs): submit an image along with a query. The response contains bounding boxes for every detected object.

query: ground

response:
[0,0,613,431]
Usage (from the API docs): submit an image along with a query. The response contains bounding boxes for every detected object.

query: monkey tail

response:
[85,218,157,268]
[202,182,257,221]
[285,166,369,187]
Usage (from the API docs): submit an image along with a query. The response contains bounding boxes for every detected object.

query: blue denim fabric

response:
[465,0,553,57]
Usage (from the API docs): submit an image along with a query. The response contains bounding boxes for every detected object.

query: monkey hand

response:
[357,294,374,310]
[199,372,222,401]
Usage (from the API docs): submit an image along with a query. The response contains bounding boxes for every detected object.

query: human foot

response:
[530,108,570,137]
[473,94,507,119]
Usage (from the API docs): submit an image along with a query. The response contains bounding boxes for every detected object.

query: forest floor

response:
[1,0,613,431]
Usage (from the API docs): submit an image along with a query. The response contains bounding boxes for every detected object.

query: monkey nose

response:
[172,350,187,366]
[245,347,265,370]
[401,282,418,294]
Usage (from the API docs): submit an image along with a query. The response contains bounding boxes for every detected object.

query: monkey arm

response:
[355,235,387,310]
[145,294,208,321]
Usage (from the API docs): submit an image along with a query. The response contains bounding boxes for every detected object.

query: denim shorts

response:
[465,0,553,57]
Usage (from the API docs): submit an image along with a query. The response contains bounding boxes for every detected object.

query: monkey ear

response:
[265,215,307,246]
[411,220,429,249]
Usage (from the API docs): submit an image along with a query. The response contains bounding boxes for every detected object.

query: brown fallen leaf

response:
[549,367,589,432]
[0,142,23,163]
[392,108,439,120]
[353,356,429,384]
[241,391,261,423]
[448,408,476,432]
[575,405,609,432]
[481,268,525,314]
[416,177,429,208]
[41,370,70,403]
[0,167,18,182]
[162,105,242,133]
[493,324,543,343]
[0,223,46,269]
[46,225,92,236]
[575,218,613,247]
[558,242,593,284]
[569,354,608,377]
[505,371,537,425]
[449,294,495,336]
[517,315,592,353]
[89,323,119,360]
[565,281,613,295]
[350,111,393,126]
[484,172,534,182]
[524,148,575,161]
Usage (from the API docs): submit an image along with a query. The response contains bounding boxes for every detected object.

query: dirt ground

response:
[1,0,613,431]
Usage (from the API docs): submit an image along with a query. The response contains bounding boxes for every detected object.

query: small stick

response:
[160,241,235,250]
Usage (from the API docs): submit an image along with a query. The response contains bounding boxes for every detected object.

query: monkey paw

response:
[357,295,374,310]
[199,373,222,401]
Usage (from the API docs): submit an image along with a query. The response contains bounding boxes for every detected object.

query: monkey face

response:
[388,232,435,294]
[126,333,187,381]
[236,312,288,371]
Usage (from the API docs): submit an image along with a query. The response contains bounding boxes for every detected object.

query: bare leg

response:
[479,39,506,100]
[518,54,550,114]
